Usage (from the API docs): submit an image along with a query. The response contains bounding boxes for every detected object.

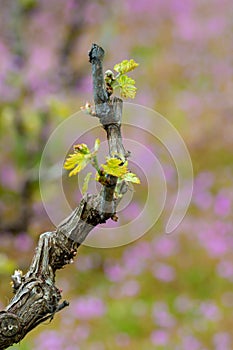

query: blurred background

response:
[0,0,233,349]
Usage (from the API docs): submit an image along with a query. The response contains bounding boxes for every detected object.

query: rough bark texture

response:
[0,44,129,349]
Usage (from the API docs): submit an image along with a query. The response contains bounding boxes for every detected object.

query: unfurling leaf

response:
[123,172,140,184]
[64,139,101,177]
[64,152,91,177]
[101,158,128,177]
[82,172,92,194]
[64,143,91,177]
[117,75,137,99]
[114,59,139,74]
[73,143,90,154]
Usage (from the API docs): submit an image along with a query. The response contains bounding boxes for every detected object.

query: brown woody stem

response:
[0,44,129,349]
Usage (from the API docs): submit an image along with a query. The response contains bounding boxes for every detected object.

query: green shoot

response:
[104,59,139,99]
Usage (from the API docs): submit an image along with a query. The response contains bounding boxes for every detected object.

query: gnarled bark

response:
[0,44,129,349]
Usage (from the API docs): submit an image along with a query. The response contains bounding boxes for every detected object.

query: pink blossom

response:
[204,236,228,257]
[122,248,147,276]
[72,296,106,320]
[182,335,202,350]
[193,191,212,210]
[28,46,55,74]
[194,172,215,191]
[153,237,178,257]
[198,226,229,257]
[213,332,231,350]
[14,232,34,252]
[104,262,126,282]
[199,301,221,321]
[151,329,169,346]
[175,15,199,41]
[0,163,20,191]
[34,331,65,350]
[214,192,231,217]
[152,302,176,328]
[152,263,176,282]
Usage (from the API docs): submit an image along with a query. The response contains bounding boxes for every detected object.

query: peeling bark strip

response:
[0,44,130,349]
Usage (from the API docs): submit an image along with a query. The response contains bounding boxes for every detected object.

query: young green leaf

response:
[116,75,137,99]
[64,143,91,177]
[64,151,91,177]
[64,139,101,177]
[114,59,139,74]
[123,172,140,184]
[101,158,128,177]
[82,172,92,194]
